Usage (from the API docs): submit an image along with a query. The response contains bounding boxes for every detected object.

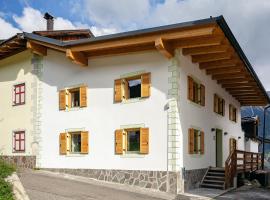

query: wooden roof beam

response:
[199,59,239,69]
[155,38,174,59]
[70,25,218,52]
[226,87,258,91]
[206,67,242,75]
[182,45,229,56]
[217,78,253,84]
[212,73,248,80]
[66,49,88,67]
[27,41,47,56]
[192,52,232,63]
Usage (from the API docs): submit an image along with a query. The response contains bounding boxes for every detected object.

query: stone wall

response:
[184,168,207,191]
[43,168,178,194]
[0,156,36,168]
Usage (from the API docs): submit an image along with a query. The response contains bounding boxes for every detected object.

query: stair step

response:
[207,172,225,176]
[209,167,225,171]
[200,183,224,189]
[203,179,224,184]
[205,176,225,181]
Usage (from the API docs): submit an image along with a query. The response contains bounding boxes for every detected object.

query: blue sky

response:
[1,0,270,90]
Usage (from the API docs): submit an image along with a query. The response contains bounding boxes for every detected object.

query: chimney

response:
[44,12,54,31]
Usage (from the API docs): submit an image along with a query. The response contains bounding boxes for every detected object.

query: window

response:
[114,73,151,103]
[59,131,88,155]
[214,94,225,116]
[59,86,87,110]
[115,128,149,155]
[187,76,205,106]
[229,104,237,122]
[188,128,204,154]
[13,83,25,106]
[13,131,25,152]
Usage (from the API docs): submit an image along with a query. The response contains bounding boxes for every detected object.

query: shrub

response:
[0,178,14,200]
[0,160,15,178]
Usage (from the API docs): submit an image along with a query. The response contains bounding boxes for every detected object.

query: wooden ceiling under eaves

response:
[0,20,268,106]
[0,37,26,60]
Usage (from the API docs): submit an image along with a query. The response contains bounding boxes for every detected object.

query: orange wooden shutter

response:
[188,76,194,101]
[200,84,205,106]
[141,73,151,98]
[222,99,225,116]
[59,90,66,110]
[80,86,87,108]
[214,94,218,113]
[188,128,194,154]
[122,79,129,100]
[140,128,149,154]
[114,79,122,103]
[81,131,89,154]
[200,131,205,154]
[115,129,123,154]
[59,133,67,155]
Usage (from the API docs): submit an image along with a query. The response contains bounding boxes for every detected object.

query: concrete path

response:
[18,169,175,200]
[215,185,270,200]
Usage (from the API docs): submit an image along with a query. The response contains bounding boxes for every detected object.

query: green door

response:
[216,129,223,167]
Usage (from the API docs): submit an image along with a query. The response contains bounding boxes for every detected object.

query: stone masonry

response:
[43,168,178,194]
[184,168,208,191]
[0,156,36,168]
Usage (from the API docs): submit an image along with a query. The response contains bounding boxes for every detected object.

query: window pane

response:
[128,79,141,99]
[21,141,25,150]
[15,134,20,140]
[127,130,140,152]
[71,133,81,153]
[71,90,80,107]
[20,133,24,140]
[21,93,25,103]
[15,141,20,150]
[21,85,25,92]
[15,87,20,93]
[15,94,20,104]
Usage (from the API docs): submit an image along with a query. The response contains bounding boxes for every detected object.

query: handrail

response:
[224,150,262,189]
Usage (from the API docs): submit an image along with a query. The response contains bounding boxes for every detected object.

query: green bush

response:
[0,178,14,200]
[0,160,15,178]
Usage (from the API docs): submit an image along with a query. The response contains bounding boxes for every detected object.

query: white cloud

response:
[0,17,21,39]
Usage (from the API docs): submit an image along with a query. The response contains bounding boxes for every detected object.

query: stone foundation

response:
[0,156,36,168]
[184,168,207,191]
[43,168,179,194]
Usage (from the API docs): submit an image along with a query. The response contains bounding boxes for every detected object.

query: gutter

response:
[216,16,270,104]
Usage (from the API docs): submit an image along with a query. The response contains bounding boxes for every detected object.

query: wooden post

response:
[243,152,246,173]
[251,154,253,171]
[256,153,259,170]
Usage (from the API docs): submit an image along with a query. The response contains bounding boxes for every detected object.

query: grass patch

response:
[0,159,15,200]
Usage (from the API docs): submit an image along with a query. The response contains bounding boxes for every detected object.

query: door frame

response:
[215,129,223,167]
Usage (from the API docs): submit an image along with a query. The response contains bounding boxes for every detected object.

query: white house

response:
[0,15,268,193]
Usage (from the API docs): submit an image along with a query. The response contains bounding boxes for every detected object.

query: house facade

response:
[0,15,269,193]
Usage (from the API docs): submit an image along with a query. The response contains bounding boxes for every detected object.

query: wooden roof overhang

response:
[1,16,269,106]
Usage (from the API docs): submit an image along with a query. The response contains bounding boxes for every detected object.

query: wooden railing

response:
[225,150,262,189]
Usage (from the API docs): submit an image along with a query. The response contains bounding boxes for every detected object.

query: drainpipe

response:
[262,104,270,169]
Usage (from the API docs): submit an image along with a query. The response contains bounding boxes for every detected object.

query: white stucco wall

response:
[245,139,259,153]
[0,51,35,155]
[39,50,170,170]
[177,50,245,170]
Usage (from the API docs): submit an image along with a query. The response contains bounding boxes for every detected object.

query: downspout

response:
[262,105,270,169]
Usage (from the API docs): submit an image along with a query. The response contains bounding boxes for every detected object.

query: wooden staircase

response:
[200,167,225,189]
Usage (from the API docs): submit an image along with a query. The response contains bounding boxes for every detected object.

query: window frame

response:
[13,131,25,153]
[13,83,26,106]
[69,132,82,154]
[125,128,141,154]
[188,76,205,106]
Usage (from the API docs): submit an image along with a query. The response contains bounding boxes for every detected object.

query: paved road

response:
[215,186,270,200]
[18,170,168,200]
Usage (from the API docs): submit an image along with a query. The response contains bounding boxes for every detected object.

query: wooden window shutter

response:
[229,105,233,120]
[200,84,205,106]
[222,99,225,116]
[188,76,194,101]
[214,94,218,113]
[122,79,129,100]
[115,129,123,154]
[59,133,67,155]
[59,90,66,110]
[200,131,205,154]
[114,79,122,103]
[80,86,87,107]
[141,73,151,98]
[81,131,89,154]
[140,128,149,154]
[188,128,195,154]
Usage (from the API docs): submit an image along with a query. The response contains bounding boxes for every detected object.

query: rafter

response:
[217,78,253,84]
[206,66,242,75]
[27,41,47,56]
[155,38,174,59]
[199,59,239,69]
[66,49,88,66]
[192,52,232,63]
[212,73,247,80]
[182,45,229,56]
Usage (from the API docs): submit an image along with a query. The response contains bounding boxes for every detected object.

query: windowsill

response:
[214,112,224,118]
[188,100,204,108]
[64,107,83,112]
[120,153,145,158]
[229,120,237,124]
[65,153,86,157]
[121,97,147,104]
[12,103,26,107]
[13,151,25,153]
